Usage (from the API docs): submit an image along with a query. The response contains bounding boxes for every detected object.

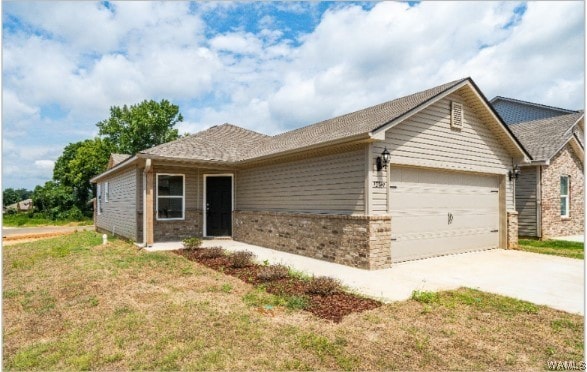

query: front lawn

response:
[518,239,584,259]
[3,232,583,370]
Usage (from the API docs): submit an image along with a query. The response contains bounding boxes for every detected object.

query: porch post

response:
[146,169,155,245]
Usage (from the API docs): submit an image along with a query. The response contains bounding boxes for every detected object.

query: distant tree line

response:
[12,99,183,221]
[2,188,33,207]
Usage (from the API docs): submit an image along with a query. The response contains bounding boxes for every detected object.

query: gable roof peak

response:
[509,112,584,161]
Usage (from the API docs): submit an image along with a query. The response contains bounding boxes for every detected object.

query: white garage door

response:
[390,167,500,263]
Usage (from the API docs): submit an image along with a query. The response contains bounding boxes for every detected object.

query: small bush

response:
[182,237,202,250]
[198,247,225,259]
[257,264,289,281]
[411,290,439,304]
[306,276,341,295]
[229,250,255,268]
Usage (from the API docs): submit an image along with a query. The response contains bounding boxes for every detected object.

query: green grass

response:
[3,232,583,370]
[412,289,539,316]
[518,239,584,259]
[2,213,93,227]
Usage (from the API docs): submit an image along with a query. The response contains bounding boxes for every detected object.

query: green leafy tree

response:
[15,188,33,201]
[52,138,112,212]
[31,181,76,218]
[3,188,20,206]
[2,188,32,206]
[96,99,183,154]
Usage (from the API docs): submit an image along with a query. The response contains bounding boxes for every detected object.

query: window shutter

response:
[451,101,463,129]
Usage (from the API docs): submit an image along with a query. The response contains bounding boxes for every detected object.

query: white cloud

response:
[34,160,55,171]
[2,1,584,190]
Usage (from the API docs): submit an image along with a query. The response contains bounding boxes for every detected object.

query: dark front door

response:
[206,176,232,236]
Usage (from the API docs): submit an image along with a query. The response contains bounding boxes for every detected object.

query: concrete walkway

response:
[147,240,584,315]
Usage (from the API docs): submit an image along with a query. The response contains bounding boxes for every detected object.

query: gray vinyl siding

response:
[516,166,538,237]
[371,92,515,214]
[236,149,366,214]
[96,167,139,241]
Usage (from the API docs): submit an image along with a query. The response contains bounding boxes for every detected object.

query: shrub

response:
[229,250,255,268]
[198,247,225,259]
[306,276,341,295]
[182,237,202,250]
[411,290,439,304]
[257,264,289,281]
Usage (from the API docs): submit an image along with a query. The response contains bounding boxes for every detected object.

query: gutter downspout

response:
[143,158,152,247]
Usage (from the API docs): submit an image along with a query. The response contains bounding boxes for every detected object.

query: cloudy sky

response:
[2,1,584,190]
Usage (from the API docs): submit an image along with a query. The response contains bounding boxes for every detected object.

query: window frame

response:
[156,173,185,221]
[97,183,102,215]
[104,182,109,203]
[560,175,570,218]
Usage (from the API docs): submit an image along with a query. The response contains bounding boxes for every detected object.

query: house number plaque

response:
[372,180,386,188]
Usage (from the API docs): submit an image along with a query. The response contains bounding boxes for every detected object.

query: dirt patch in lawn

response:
[174,248,381,322]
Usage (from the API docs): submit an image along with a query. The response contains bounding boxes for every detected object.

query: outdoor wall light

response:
[376,147,391,171]
[508,164,520,181]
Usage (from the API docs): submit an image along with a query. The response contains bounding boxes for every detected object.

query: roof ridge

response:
[271,77,469,140]
[491,96,578,114]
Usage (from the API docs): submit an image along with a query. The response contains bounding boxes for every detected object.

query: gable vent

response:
[451,101,463,129]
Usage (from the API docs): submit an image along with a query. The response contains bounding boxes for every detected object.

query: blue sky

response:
[2,1,585,190]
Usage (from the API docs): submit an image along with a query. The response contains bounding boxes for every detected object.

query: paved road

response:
[2,225,95,238]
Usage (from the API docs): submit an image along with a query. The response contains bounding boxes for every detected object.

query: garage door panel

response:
[391,231,498,262]
[392,211,498,233]
[391,192,497,210]
[391,168,498,188]
[390,167,500,263]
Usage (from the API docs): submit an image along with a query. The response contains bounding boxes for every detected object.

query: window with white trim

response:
[560,175,570,217]
[104,182,109,203]
[97,183,102,215]
[156,174,184,220]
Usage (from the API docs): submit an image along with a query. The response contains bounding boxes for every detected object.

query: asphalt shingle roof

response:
[142,124,271,162]
[508,112,584,161]
[110,153,131,166]
[141,78,468,162]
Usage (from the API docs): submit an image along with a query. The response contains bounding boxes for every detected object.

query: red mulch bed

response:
[174,249,381,322]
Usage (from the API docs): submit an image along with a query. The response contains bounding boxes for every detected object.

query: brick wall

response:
[507,211,518,248]
[154,210,202,242]
[541,144,584,238]
[233,210,391,270]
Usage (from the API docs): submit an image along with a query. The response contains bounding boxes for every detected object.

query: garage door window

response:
[560,176,570,218]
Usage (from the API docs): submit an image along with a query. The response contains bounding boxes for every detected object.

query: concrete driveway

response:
[149,240,584,315]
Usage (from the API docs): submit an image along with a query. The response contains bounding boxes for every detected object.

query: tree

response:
[3,188,19,206]
[96,99,183,155]
[53,138,112,212]
[32,181,76,218]
[15,188,33,201]
[2,188,32,206]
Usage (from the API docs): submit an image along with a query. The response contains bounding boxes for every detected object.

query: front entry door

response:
[205,176,232,236]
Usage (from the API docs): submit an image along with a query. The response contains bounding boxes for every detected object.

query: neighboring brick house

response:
[506,113,584,238]
[91,77,530,269]
[492,97,584,238]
